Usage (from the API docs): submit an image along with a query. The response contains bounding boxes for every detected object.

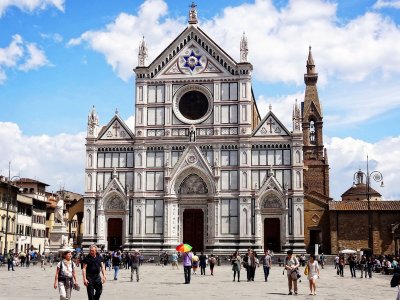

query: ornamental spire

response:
[306,45,316,74]
[188,2,198,25]
[138,36,148,67]
[240,32,248,62]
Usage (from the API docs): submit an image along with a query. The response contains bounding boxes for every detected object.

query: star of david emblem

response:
[183,50,202,71]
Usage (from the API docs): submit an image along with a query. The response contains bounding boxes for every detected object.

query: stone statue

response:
[44,238,49,247]
[69,238,73,247]
[55,196,64,225]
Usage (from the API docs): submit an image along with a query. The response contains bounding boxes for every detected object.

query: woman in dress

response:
[307,254,320,295]
[192,252,199,274]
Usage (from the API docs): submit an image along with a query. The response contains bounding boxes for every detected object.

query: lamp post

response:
[353,155,384,254]
[4,175,21,256]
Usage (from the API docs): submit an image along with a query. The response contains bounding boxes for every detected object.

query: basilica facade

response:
[82,5,328,254]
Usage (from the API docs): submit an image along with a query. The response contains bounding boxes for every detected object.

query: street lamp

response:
[353,156,384,253]
[4,176,21,256]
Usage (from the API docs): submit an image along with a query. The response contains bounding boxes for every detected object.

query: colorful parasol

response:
[176,243,192,253]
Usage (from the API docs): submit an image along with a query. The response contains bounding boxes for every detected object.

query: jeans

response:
[246,266,256,281]
[86,275,102,300]
[131,265,139,281]
[114,266,119,280]
[360,264,366,277]
[263,265,270,281]
[200,266,206,275]
[184,266,191,283]
[339,265,344,276]
[7,259,14,271]
[233,270,240,281]
[349,263,356,277]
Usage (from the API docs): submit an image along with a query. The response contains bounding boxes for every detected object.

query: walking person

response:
[348,254,356,278]
[260,249,272,282]
[285,250,300,295]
[192,252,199,274]
[82,245,106,300]
[231,251,241,282]
[305,254,320,296]
[338,255,345,277]
[360,255,367,278]
[366,256,373,278]
[129,250,140,282]
[171,252,179,270]
[199,252,207,275]
[208,254,216,276]
[54,250,79,300]
[182,250,193,284]
[112,251,122,280]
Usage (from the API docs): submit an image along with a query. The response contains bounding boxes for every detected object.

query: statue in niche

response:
[106,197,124,210]
[263,196,282,208]
[179,174,208,194]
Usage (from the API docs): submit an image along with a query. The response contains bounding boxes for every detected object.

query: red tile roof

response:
[329,200,400,211]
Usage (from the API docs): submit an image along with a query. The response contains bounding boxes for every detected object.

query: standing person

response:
[171,252,179,270]
[338,255,345,277]
[7,250,14,271]
[129,250,140,282]
[112,251,121,280]
[319,253,325,269]
[360,255,367,278]
[334,254,339,271]
[285,250,300,295]
[192,252,199,274]
[231,251,241,282]
[182,251,193,284]
[208,254,216,276]
[306,254,320,296]
[348,254,356,278]
[199,252,207,276]
[366,256,374,278]
[82,244,106,300]
[260,249,272,282]
[54,250,79,300]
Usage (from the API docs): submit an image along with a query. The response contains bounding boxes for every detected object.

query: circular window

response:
[179,91,209,120]
[173,84,213,124]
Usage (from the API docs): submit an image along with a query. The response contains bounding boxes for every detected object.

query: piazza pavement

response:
[0,262,396,299]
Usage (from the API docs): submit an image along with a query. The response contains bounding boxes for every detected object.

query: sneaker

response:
[288,292,293,295]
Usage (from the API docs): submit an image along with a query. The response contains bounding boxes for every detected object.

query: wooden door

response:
[264,218,281,252]
[107,218,122,251]
[183,209,204,252]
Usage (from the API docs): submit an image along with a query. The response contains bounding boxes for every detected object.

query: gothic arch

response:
[104,196,125,210]
[295,150,301,163]
[260,191,285,210]
[171,165,215,196]
[178,174,208,194]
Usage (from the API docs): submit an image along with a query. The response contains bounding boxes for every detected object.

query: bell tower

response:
[302,46,331,253]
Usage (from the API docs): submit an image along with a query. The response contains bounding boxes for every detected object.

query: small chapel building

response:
[83,4,329,254]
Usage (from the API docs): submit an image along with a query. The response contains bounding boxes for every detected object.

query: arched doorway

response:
[107,218,122,251]
[183,209,204,252]
[264,218,280,252]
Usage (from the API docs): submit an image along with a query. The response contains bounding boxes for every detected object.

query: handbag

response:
[291,270,300,280]
[304,264,309,276]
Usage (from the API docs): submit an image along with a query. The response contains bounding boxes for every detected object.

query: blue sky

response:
[0,0,399,199]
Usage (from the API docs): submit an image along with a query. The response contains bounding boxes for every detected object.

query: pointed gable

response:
[252,111,290,137]
[168,144,215,195]
[136,26,239,79]
[98,114,134,140]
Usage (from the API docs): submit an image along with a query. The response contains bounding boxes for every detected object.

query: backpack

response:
[58,260,74,281]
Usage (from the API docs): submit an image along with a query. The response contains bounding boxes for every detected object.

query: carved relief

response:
[179,174,208,194]
[262,196,282,208]
[105,197,125,210]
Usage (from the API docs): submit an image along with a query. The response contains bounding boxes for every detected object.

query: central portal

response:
[107,218,122,251]
[264,218,281,252]
[183,209,204,252]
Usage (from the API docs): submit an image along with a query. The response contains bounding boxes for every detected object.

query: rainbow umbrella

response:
[176,243,192,253]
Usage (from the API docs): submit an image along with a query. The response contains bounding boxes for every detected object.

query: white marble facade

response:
[83,6,305,254]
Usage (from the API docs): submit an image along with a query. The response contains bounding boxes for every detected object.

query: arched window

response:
[297,207,303,235]
[242,172,247,188]
[137,173,142,190]
[86,209,91,234]
[138,153,142,166]
[241,208,248,235]
[310,121,316,144]
[242,151,247,164]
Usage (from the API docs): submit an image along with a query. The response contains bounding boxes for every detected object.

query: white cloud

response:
[18,43,51,71]
[0,122,85,194]
[374,0,400,9]
[124,115,135,132]
[0,35,50,83]
[0,0,65,16]
[40,32,63,43]
[68,0,185,81]
[326,135,400,200]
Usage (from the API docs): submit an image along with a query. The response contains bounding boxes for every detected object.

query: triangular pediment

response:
[98,114,134,140]
[304,101,322,120]
[142,26,239,79]
[257,174,285,197]
[100,175,127,210]
[252,111,291,137]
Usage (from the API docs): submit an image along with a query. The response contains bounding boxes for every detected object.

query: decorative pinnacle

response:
[269,104,272,111]
[188,2,198,24]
